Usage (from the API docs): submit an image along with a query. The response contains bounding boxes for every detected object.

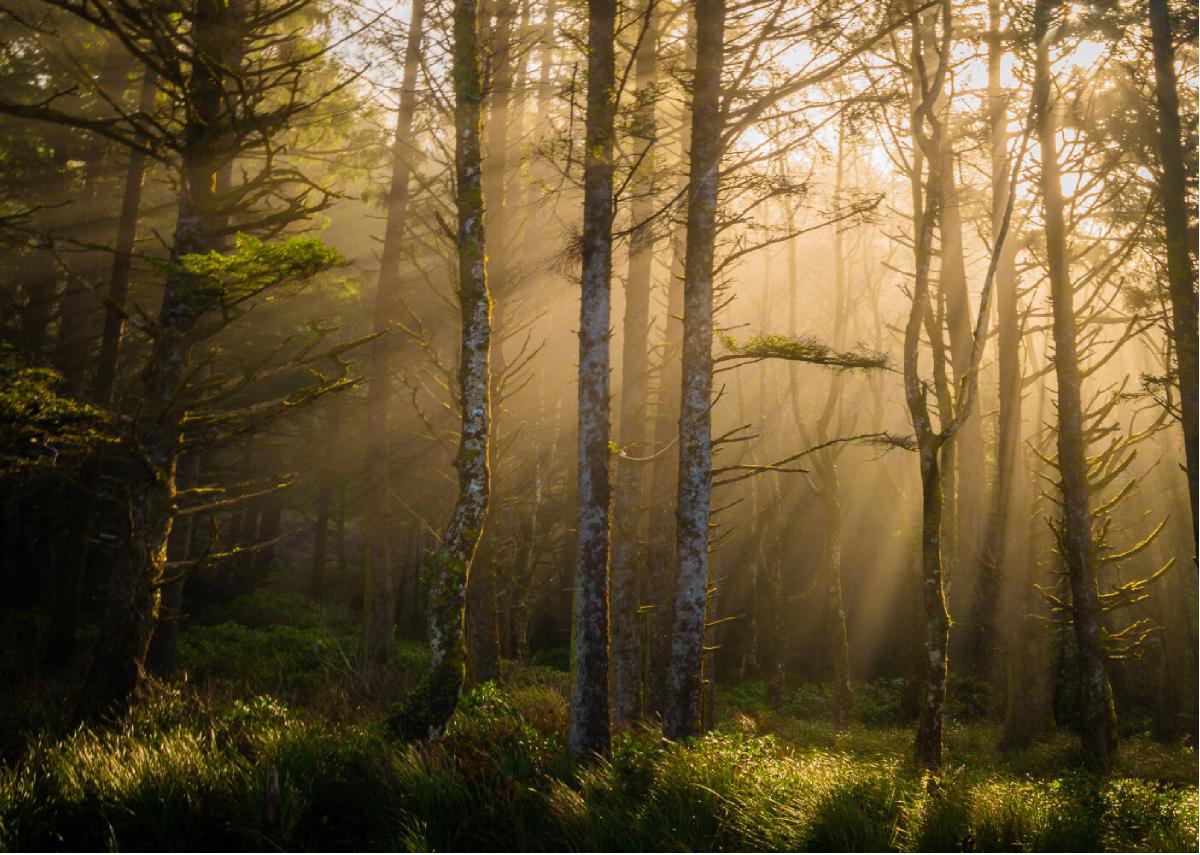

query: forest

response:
[0,0,1197,849]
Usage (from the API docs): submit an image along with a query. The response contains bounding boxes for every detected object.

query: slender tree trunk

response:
[77,0,238,718]
[999,369,1056,748]
[610,0,660,727]
[974,0,1019,684]
[904,7,951,770]
[362,0,426,670]
[394,0,491,741]
[1033,0,1116,771]
[312,482,330,598]
[644,12,696,717]
[467,0,516,686]
[93,72,157,408]
[1148,0,1198,548]
[663,0,724,742]
[936,128,986,607]
[821,484,852,728]
[567,0,616,757]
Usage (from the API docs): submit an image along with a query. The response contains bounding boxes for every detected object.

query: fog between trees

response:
[0,0,1195,775]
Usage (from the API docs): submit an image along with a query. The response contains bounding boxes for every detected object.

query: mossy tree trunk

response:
[395,0,492,741]
[663,0,725,742]
[467,0,516,687]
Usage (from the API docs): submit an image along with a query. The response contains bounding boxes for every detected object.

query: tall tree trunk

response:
[1148,0,1198,548]
[610,0,660,727]
[567,0,616,757]
[904,6,952,770]
[663,0,724,742]
[936,128,986,608]
[644,11,696,718]
[362,0,426,670]
[974,0,1020,685]
[467,0,516,687]
[1033,0,1116,771]
[394,0,491,741]
[77,0,238,718]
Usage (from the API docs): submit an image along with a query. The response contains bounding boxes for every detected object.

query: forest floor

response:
[1,590,1196,852]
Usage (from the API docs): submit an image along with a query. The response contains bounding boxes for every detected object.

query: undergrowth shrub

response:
[1,671,1195,852]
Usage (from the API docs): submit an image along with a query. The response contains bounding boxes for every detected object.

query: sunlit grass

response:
[1,664,1195,851]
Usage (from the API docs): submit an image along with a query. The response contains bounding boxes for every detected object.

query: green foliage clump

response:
[0,354,112,478]
[174,234,343,306]
[178,591,426,704]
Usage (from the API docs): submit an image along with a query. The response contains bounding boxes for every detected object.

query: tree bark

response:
[904,6,952,771]
[467,0,516,687]
[1148,0,1198,548]
[644,11,696,718]
[663,0,724,742]
[1033,0,1117,771]
[567,0,616,757]
[610,0,660,727]
[394,0,491,741]
[362,0,426,670]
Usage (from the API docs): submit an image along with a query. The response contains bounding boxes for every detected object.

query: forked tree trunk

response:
[362,0,426,670]
[394,0,491,741]
[567,0,616,757]
[663,0,725,742]
[1033,0,1116,771]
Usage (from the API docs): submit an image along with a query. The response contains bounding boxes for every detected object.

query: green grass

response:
[1,667,1195,851]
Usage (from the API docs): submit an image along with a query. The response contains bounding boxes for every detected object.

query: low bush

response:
[1,671,1195,852]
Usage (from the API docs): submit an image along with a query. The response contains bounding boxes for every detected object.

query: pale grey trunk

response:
[644,11,696,717]
[568,0,616,757]
[610,0,660,727]
[664,0,724,742]
[405,0,493,741]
